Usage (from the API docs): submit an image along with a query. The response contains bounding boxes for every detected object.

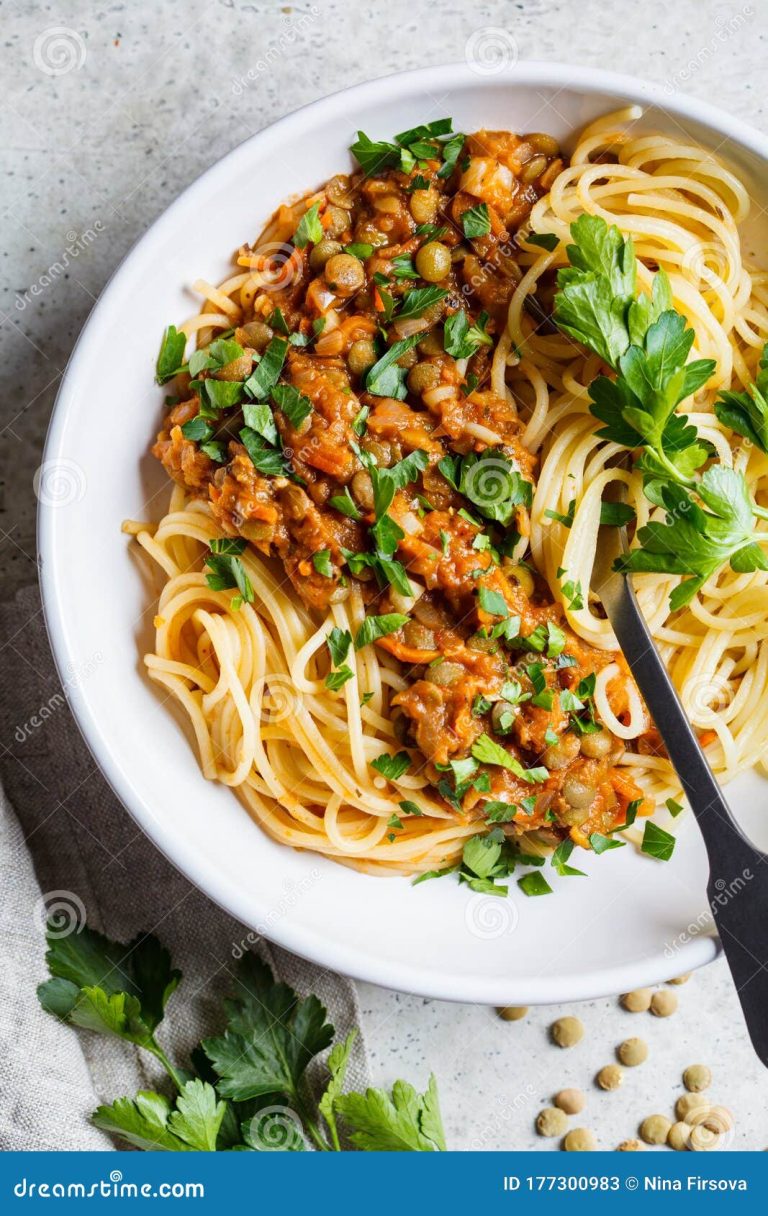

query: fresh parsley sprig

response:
[38,917,445,1152]
[553,215,768,607]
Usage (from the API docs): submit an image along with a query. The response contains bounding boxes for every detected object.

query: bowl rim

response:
[39,59,768,1003]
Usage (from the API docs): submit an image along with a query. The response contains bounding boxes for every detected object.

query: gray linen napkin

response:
[0,584,369,1151]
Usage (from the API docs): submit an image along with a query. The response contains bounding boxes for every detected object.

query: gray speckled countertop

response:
[2,0,768,1151]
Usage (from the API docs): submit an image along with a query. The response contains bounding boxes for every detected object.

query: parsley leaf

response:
[526,231,559,252]
[181,416,214,443]
[554,215,638,367]
[641,820,676,861]
[329,487,363,520]
[204,538,254,603]
[443,309,493,358]
[325,666,354,691]
[272,383,313,429]
[618,467,767,610]
[463,832,503,880]
[365,335,423,399]
[370,750,411,780]
[477,586,509,617]
[293,202,324,248]
[350,132,404,177]
[589,831,625,854]
[239,425,287,477]
[369,449,429,518]
[517,872,553,896]
[715,344,768,453]
[396,286,448,321]
[436,133,465,179]
[327,627,351,667]
[244,338,288,400]
[317,1030,357,1151]
[156,325,186,384]
[335,1075,445,1151]
[93,1081,226,1152]
[37,922,183,1085]
[202,954,333,1102]
[313,549,334,578]
[438,449,532,526]
[551,839,587,878]
[354,613,409,650]
[462,203,491,238]
[471,734,548,783]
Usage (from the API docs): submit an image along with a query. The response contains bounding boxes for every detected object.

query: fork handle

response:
[600,570,768,1066]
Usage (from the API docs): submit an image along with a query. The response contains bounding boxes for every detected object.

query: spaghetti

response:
[126,108,768,875]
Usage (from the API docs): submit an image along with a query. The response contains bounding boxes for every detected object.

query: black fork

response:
[594,522,768,1067]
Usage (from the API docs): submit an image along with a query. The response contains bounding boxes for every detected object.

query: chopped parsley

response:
[325,666,354,691]
[641,821,676,861]
[327,628,352,667]
[396,286,448,321]
[354,613,409,650]
[156,324,186,384]
[329,488,363,520]
[204,538,254,604]
[470,734,548,783]
[293,202,324,248]
[365,335,423,399]
[312,549,334,578]
[370,751,411,780]
[462,203,490,239]
[437,449,532,527]
[517,871,553,897]
[442,309,493,358]
[477,586,509,617]
[271,383,313,429]
[244,337,288,400]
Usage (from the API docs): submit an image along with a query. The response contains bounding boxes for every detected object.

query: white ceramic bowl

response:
[39,62,768,1004]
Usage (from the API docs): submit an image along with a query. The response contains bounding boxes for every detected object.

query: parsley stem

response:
[302,1111,330,1151]
[147,1042,187,1093]
[653,446,695,489]
[294,1088,330,1150]
[752,505,768,522]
